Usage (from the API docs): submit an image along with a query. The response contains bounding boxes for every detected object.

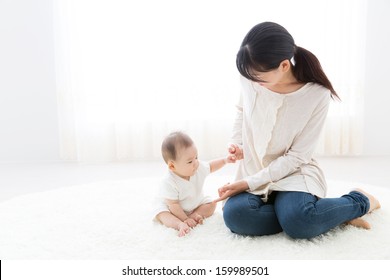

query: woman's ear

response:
[279,59,291,73]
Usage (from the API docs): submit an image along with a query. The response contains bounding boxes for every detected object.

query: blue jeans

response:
[223,191,370,239]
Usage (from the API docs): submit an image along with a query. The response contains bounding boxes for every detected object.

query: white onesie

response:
[152,161,213,220]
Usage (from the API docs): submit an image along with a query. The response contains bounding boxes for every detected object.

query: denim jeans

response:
[223,190,370,239]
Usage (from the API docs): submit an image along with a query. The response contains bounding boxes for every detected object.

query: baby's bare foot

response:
[189,213,204,225]
[178,222,190,237]
[353,188,381,213]
[347,217,371,229]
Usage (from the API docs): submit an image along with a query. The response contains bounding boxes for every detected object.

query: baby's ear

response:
[168,161,175,170]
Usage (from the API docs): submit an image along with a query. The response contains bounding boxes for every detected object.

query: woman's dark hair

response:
[236,22,339,100]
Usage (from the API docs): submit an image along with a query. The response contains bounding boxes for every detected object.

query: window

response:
[54,0,367,161]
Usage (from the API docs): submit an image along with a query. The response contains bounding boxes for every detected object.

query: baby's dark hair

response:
[161,131,194,163]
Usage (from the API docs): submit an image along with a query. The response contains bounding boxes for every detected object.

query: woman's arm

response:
[209,95,244,173]
[231,92,244,146]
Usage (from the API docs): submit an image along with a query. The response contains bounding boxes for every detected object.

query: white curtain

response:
[53,0,367,162]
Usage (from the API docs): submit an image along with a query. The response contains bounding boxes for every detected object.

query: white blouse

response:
[231,78,331,201]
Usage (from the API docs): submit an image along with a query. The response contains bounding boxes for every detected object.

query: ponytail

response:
[293,46,340,100]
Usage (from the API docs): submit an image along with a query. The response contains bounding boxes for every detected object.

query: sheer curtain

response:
[53,0,367,162]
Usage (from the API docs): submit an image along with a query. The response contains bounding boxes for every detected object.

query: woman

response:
[215,22,380,239]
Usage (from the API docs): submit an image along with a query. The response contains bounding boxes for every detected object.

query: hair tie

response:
[290,56,296,66]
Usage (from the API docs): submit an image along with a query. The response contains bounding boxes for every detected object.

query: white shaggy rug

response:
[0,175,389,260]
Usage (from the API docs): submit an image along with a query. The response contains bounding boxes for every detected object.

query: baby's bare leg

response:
[156,212,190,237]
[189,202,217,224]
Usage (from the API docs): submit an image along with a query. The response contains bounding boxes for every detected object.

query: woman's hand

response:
[227,144,244,162]
[214,180,249,202]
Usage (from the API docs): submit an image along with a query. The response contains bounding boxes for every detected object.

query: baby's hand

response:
[228,144,244,161]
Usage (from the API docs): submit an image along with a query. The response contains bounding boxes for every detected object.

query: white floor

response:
[1,156,389,203]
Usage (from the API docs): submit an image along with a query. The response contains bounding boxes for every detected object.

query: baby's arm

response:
[209,156,235,173]
[165,199,197,227]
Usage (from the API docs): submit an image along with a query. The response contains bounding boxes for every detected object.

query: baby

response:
[153,131,234,237]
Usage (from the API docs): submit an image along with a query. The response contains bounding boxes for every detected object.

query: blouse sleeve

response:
[230,91,243,146]
[245,93,331,191]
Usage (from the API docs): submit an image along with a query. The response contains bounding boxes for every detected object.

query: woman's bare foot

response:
[347,217,371,229]
[353,188,381,213]
[178,222,191,237]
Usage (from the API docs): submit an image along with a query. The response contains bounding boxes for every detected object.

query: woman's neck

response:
[266,70,305,94]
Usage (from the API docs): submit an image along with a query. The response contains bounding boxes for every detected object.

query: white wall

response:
[0,0,389,162]
[0,0,59,162]
[363,0,390,155]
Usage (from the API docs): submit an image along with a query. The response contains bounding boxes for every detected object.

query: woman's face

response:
[252,60,290,88]
[253,66,285,87]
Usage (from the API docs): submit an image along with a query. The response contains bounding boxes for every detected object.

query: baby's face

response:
[172,144,199,179]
